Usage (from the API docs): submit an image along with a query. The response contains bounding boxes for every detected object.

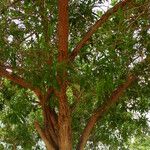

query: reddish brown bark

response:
[77,75,136,150]
[57,0,72,150]
[57,84,72,150]
[34,121,55,150]
[0,66,41,98]
[32,87,59,149]
[69,0,131,61]
[58,0,69,61]
[40,88,59,149]
[42,104,58,148]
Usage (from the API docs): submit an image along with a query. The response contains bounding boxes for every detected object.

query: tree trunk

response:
[57,0,72,149]
[57,83,72,150]
[34,121,56,150]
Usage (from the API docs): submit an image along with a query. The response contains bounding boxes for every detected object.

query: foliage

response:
[0,79,43,149]
[0,0,150,149]
[128,134,150,150]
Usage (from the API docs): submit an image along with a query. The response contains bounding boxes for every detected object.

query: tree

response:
[0,0,150,149]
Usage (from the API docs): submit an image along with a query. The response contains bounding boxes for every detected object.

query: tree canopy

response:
[0,0,150,150]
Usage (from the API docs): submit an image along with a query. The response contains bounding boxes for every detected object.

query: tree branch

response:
[77,75,136,150]
[43,87,53,104]
[42,104,58,148]
[41,89,58,146]
[69,0,131,61]
[44,88,58,129]
[0,66,41,98]
[34,121,55,150]
[38,0,50,45]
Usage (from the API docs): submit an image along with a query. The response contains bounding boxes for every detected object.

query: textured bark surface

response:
[57,85,72,150]
[57,0,72,150]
